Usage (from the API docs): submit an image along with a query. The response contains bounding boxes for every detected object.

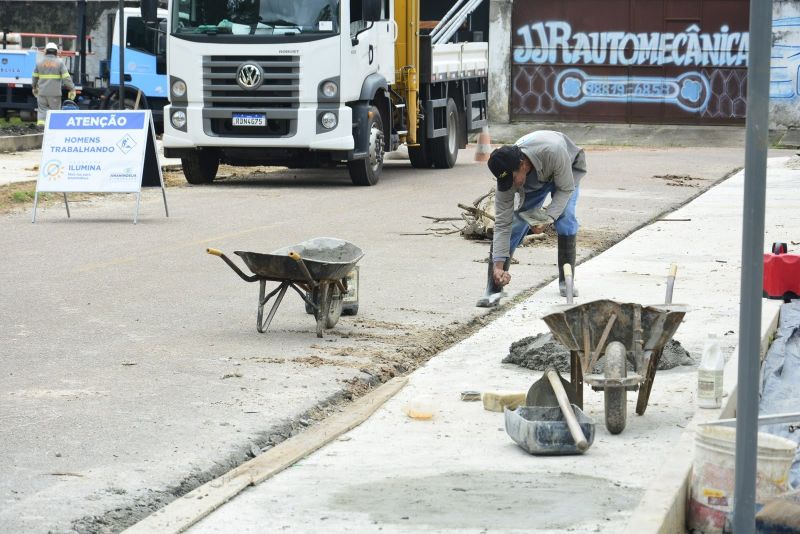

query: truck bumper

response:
[162,104,354,152]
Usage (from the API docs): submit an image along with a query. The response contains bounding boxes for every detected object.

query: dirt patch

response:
[0,171,186,216]
[0,123,40,136]
[652,174,703,187]
[503,332,694,372]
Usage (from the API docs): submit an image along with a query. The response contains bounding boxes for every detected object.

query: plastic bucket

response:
[688,425,797,533]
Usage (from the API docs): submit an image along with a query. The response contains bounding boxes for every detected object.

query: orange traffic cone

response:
[474,126,492,162]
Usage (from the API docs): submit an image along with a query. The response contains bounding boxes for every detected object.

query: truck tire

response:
[430,98,459,169]
[348,105,384,186]
[408,122,433,169]
[181,150,219,184]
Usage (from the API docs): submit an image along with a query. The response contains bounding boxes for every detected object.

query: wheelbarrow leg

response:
[314,281,332,338]
[570,350,584,409]
[635,347,663,415]
[256,280,289,334]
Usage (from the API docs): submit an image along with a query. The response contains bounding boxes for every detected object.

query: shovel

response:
[526,367,588,452]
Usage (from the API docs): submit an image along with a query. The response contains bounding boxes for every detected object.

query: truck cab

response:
[159,0,487,185]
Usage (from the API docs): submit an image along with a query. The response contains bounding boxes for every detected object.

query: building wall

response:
[488,0,800,128]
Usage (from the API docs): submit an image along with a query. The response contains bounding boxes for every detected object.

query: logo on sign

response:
[42,159,64,180]
[117,134,137,154]
[236,63,263,90]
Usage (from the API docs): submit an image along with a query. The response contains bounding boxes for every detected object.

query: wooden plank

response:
[124,376,408,534]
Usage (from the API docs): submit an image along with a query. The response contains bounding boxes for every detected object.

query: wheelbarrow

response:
[207,237,364,338]
[541,265,686,434]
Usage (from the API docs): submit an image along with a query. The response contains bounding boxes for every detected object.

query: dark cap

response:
[487,145,523,192]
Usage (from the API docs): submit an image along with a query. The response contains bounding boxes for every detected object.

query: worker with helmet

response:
[31,42,76,127]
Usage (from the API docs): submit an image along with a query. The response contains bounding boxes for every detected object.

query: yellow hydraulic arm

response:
[393,0,419,145]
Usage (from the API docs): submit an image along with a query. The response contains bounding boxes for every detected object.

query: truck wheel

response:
[408,122,433,169]
[348,105,384,186]
[181,150,219,184]
[19,110,34,122]
[430,99,459,169]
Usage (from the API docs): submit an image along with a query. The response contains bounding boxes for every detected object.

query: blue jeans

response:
[509,184,580,256]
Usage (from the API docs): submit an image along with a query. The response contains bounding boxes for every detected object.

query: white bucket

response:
[688,425,797,533]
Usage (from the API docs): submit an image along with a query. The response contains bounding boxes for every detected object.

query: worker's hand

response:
[67,90,76,100]
[32,87,39,98]
[530,215,554,234]
[493,265,511,287]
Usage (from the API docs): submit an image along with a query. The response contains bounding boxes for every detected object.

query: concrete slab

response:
[0,133,42,153]
[183,158,800,533]
[776,129,800,149]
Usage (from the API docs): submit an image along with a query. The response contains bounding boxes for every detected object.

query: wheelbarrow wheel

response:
[604,388,627,435]
[313,283,343,329]
[603,341,628,434]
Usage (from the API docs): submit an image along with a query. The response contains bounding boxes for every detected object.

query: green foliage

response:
[11,190,35,202]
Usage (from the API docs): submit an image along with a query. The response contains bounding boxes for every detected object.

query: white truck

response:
[142,0,488,185]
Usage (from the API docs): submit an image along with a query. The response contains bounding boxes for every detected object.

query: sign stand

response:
[32,110,169,224]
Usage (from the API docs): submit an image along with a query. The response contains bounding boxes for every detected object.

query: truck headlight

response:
[171,79,187,98]
[320,112,337,129]
[321,81,338,98]
[171,110,187,129]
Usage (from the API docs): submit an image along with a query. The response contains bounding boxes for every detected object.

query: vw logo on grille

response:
[236,63,263,90]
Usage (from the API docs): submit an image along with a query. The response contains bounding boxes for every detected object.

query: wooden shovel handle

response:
[546,369,588,451]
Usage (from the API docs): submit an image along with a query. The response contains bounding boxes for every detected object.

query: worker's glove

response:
[32,87,39,97]
[67,90,76,100]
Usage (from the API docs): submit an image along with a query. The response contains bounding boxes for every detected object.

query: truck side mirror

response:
[362,0,381,22]
[140,0,158,24]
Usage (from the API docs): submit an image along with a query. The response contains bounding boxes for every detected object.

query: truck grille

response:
[202,55,299,109]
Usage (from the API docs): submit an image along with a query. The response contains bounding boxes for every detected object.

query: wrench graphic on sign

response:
[554,69,711,113]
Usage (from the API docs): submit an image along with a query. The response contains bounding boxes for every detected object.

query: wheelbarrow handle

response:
[206,248,259,282]
[288,251,317,287]
[545,369,588,451]
[665,263,678,305]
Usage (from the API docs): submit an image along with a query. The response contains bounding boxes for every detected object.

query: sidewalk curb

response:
[0,134,42,153]
[623,305,782,534]
[123,376,408,534]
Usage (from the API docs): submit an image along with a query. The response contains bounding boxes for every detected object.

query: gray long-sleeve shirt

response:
[492,130,587,261]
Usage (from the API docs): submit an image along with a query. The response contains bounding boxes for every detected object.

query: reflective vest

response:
[32,55,74,97]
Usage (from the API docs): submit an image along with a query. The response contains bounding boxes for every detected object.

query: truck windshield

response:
[172,0,339,37]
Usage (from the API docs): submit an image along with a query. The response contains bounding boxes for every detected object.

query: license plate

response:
[232,113,265,126]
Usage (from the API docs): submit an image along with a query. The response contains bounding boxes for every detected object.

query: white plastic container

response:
[697,333,724,409]
[688,426,796,533]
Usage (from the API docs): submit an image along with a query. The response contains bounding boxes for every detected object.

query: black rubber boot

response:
[558,234,579,297]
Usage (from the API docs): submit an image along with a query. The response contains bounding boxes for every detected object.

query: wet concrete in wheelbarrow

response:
[503,333,695,374]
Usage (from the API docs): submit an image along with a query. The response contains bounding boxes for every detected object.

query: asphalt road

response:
[0,144,768,533]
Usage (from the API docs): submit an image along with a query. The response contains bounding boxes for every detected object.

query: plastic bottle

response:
[697,333,724,409]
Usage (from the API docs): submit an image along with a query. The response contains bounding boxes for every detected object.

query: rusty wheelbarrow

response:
[541,265,686,434]
[207,238,363,338]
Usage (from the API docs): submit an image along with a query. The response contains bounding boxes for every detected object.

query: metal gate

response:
[510,0,749,124]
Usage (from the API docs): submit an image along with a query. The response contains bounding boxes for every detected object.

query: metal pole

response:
[76,0,87,85]
[118,0,125,109]
[733,0,773,529]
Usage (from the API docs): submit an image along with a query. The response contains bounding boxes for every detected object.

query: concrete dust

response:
[652,174,703,187]
[503,333,694,372]
[330,471,641,530]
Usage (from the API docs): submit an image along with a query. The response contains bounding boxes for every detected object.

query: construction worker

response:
[31,42,75,127]
[476,130,587,307]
